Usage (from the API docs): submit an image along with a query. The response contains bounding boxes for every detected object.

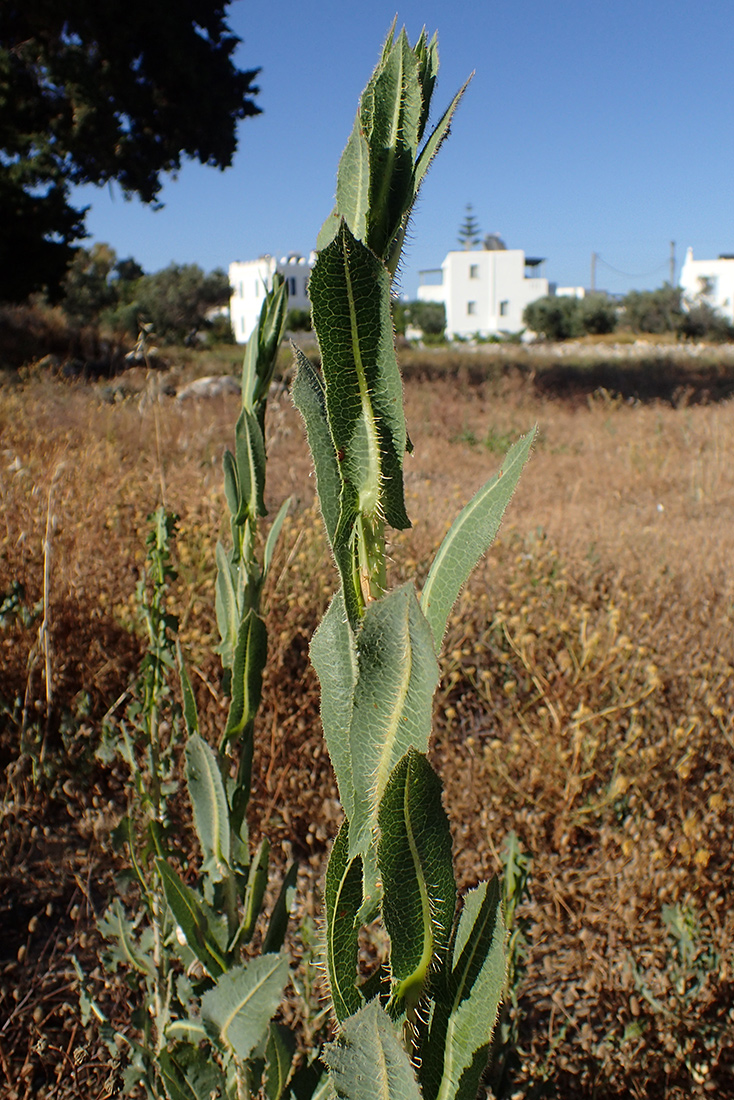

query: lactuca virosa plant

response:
[87,279,299,1100]
[292,25,536,1100]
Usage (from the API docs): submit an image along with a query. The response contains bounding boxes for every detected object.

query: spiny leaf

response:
[185,733,230,881]
[421,428,536,651]
[378,750,456,1010]
[417,879,506,1100]
[348,584,438,862]
[291,345,341,549]
[234,407,267,520]
[158,1045,226,1100]
[309,223,410,623]
[234,837,270,949]
[223,607,267,743]
[264,1022,297,1100]
[214,539,238,669]
[310,590,358,820]
[323,999,422,1100]
[177,645,199,738]
[201,954,290,1062]
[262,859,299,954]
[325,820,364,1023]
[156,859,227,978]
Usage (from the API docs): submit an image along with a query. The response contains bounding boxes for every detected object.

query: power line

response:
[595,254,669,280]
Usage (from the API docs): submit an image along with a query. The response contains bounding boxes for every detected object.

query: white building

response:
[417,245,549,338]
[679,248,734,322]
[229,253,315,343]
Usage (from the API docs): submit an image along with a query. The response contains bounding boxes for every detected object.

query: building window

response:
[287,276,297,296]
[499,300,509,316]
[469,264,480,279]
[467,301,477,315]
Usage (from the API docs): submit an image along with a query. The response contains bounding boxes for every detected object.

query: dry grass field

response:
[1,346,733,1098]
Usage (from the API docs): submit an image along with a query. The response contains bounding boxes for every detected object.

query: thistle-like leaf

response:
[262,859,299,954]
[420,428,536,651]
[201,954,290,1062]
[177,646,199,738]
[417,879,506,1100]
[185,733,230,881]
[309,223,410,622]
[378,750,456,1010]
[348,584,438,862]
[233,837,270,949]
[234,407,267,520]
[223,607,267,743]
[323,999,422,1100]
[292,346,341,550]
[310,590,358,820]
[155,859,227,978]
[242,272,289,414]
[158,1045,226,1100]
[264,1022,297,1100]
[214,539,239,669]
[325,820,364,1023]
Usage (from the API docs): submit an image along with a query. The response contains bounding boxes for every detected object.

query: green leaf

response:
[214,539,239,669]
[325,820,364,1023]
[348,584,438,861]
[323,1000,422,1100]
[156,859,227,978]
[421,428,536,650]
[223,448,240,520]
[235,407,267,520]
[413,77,472,200]
[224,607,267,743]
[309,223,410,623]
[262,859,299,954]
[378,750,456,1010]
[97,899,154,979]
[235,837,270,948]
[242,271,289,413]
[177,645,199,738]
[291,345,341,549]
[263,496,291,580]
[310,591,358,820]
[365,29,421,266]
[418,879,506,1100]
[264,1022,297,1100]
[185,733,230,881]
[159,1044,227,1100]
[201,954,290,1062]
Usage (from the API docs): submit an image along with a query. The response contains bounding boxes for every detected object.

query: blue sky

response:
[73,0,734,298]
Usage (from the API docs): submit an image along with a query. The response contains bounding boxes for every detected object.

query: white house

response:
[679,248,734,323]
[417,245,549,338]
[229,253,315,343]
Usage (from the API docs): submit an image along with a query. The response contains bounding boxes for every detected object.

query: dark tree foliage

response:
[621,286,682,334]
[523,295,584,341]
[457,203,481,250]
[0,0,260,302]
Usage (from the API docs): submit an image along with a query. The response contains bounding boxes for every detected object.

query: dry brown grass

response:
[1,355,733,1098]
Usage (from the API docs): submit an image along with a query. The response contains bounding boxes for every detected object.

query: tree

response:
[393,299,446,338]
[0,1,260,302]
[621,285,682,334]
[457,203,481,249]
[61,243,120,325]
[579,293,618,336]
[132,263,231,344]
[523,295,584,340]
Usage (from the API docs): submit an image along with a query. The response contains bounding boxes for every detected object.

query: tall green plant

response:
[88,281,298,1100]
[293,25,536,1100]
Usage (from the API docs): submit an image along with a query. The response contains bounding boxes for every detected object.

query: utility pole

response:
[670,240,676,286]
[590,251,596,293]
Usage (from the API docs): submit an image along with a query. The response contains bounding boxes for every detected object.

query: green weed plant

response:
[291,25,535,1100]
